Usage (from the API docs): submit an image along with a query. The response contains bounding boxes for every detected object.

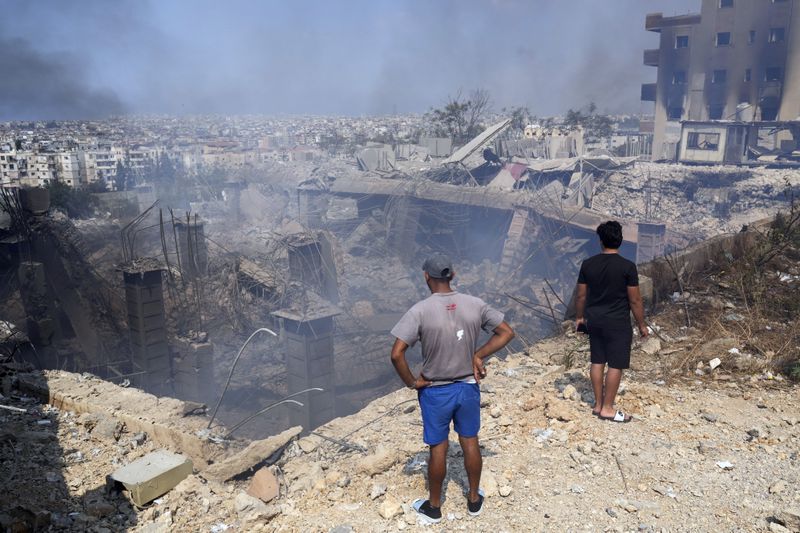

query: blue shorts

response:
[418,382,480,446]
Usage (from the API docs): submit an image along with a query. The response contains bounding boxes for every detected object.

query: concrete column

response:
[287,234,339,303]
[175,221,208,279]
[124,269,171,395]
[273,309,338,432]
[385,196,420,261]
[222,180,244,224]
[172,335,215,404]
[297,189,328,229]
[17,261,55,345]
[636,222,667,264]
[497,208,536,280]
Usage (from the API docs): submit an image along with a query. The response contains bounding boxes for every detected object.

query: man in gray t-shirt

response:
[390,253,514,524]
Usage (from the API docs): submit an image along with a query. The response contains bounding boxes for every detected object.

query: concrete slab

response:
[202,426,301,482]
[110,449,193,507]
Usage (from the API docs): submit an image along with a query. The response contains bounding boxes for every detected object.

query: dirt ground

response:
[2,318,798,532]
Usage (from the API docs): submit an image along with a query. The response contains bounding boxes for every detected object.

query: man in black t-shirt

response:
[575,221,648,423]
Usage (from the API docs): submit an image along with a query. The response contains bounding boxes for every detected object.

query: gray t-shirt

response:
[391,291,505,383]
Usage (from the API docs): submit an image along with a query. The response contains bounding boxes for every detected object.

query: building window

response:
[766,67,783,81]
[749,30,756,44]
[676,35,689,48]
[712,69,727,83]
[673,71,687,84]
[667,107,683,120]
[745,68,752,82]
[716,32,732,46]
[720,0,733,6]
[769,28,786,42]
[709,105,725,119]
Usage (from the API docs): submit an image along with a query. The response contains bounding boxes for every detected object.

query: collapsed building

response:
[3,113,799,450]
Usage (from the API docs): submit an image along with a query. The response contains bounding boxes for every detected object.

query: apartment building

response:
[16,152,53,187]
[55,152,82,187]
[0,148,19,187]
[643,0,800,159]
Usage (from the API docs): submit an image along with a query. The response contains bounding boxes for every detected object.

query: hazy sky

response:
[0,0,699,120]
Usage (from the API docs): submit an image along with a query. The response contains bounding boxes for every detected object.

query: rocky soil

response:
[2,315,798,532]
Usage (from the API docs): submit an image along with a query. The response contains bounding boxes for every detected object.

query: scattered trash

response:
[533,428,554,443]
[210,524,230,533]
[716,461,734,470]
[36,419,52,426]
[0,404,27,414]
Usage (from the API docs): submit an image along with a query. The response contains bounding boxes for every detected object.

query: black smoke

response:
[0,38,125,121]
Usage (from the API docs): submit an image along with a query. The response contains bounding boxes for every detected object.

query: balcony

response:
[645,12,701,32]
[641,83,658,102]
[643,49,660,66]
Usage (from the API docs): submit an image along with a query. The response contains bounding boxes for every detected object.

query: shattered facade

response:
[643,0,800,160]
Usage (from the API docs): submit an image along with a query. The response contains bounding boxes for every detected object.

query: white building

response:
[0,148,19,187]
[16,152,53,187]
[55,152,82,187]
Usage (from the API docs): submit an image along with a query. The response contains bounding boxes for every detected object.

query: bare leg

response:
[428,440,449,507]
[459,435,482,503]
[599,367,628,418]
[590,363,605,415]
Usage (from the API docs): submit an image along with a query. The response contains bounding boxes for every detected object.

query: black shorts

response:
[588,324,633,369]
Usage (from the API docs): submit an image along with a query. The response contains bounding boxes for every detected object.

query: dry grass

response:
[650,199,800,381]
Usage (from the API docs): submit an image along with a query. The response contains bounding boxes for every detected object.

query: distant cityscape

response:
[0,113,647,191]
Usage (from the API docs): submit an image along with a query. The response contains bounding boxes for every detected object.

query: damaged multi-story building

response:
[643,0,800,160]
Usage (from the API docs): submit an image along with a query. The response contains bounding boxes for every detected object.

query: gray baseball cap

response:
[422,253,454,279]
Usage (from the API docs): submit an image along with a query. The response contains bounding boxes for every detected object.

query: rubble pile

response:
[593,162,800,248]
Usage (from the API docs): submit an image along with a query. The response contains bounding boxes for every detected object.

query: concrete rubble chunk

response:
[203,426,301,482]
[109,449,193,507]
[357,446,401,477]
[378,496,403,520]
[640,336,661,355]
[247,467,280,503]
[775,508,800,532]
[92,417,125,442]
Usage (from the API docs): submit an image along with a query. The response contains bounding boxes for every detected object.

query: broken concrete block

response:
[247,467,280,503]
[378,496,403,519]
[640,336,661,355]
[92,417,125,442]
[775,508,800,532]
[110,449,193,507]
[84,498,116,518]
[357,446,401,477]
[202,426,301,482]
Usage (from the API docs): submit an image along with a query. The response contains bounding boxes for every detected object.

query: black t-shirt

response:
[577,253,639,327]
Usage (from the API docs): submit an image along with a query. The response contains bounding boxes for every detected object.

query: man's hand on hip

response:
[412,376,432,389]
[472,355,487,383]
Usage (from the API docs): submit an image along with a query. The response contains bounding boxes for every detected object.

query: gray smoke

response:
[0,0,700,118]
[0,38,125,121]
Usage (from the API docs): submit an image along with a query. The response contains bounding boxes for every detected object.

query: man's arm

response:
[472,322,515,383]
[390,338,432,389]
[574,283,587,330]
[627,285,649,337]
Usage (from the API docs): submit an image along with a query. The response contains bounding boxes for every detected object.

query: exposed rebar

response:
[224,399,304,438]
[207,327,278,429]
